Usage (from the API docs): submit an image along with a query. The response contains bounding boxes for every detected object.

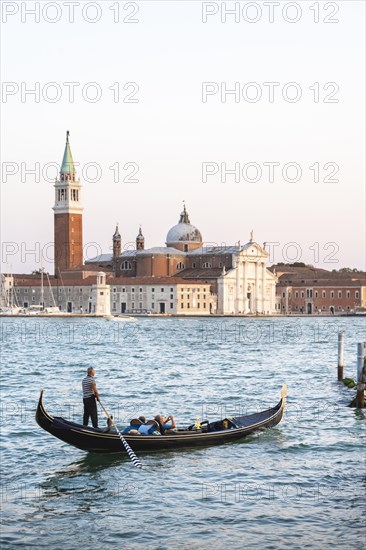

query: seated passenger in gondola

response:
[154,414,177,434]
[123,417,145,434]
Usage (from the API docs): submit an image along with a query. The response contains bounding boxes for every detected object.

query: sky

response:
[1,0,365,274]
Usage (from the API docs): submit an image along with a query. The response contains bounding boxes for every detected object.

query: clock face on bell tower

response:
[52,132,83,276]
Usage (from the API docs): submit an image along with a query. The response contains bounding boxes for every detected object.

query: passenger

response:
[138,416,146,424]
[154,414,177,434]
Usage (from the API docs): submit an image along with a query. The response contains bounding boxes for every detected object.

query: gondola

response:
[35,385,286,453]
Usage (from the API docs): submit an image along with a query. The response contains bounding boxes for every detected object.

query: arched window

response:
[121,261,132,270]
[176,262,185,270]
[202,262,212,268]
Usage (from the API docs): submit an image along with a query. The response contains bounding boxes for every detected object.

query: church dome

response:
[166,205,202,245]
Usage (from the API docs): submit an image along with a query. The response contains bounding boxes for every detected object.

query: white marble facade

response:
[217,243,277,315]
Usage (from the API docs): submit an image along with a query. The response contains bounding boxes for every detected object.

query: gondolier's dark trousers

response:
[83,396,98,428]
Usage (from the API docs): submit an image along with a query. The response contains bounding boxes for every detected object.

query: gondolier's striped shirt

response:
[82,375,95,398]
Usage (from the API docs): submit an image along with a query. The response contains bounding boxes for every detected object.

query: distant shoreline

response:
[0,313,364,319]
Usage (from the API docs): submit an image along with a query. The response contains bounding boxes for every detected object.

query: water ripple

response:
[1,316,365,549]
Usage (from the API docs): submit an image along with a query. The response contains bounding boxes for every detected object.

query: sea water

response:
[1,316,365,549]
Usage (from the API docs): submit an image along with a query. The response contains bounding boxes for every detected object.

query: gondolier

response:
[82,367,100,428]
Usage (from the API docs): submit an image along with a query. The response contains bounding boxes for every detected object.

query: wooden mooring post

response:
[338,331,344,381]
[356,343,366,408]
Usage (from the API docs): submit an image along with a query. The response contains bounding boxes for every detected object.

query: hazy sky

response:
[1,0,365,273]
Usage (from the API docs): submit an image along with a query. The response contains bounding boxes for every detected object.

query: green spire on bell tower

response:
[61,130,75,176]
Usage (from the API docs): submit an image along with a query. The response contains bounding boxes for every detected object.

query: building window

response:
[306,289,313,298]
[301,291,304,298]
[184,245,188,252]
[322,291,326,298]
[139,288,142,293]
[181,294,183,299]
[198,294,200,299]
[198,303,200,308]
[203,303,206,308]
[131,288,135,293]
[122,288,126,292]
[346,291,350,299]
[131,302,135,309]
[112,302,116,310]
[80,288,83,293]
[121,261,132,270]
[170,294,173,299]
[24,302,29,308]
[152,288,155,293]
[315,291,318,298]
[295,306,298,310]
[181,303,184,309]
[204,294,206,299]
[100,292,104,296]
[295,291,298,299]
[152,303,154,308]
[161,288,164,292]
[330,291,334,299]
[282,292,285,298]
[187,288,190,292]
[187,295,190,300]
[355,291,359,299]
[202,262,212,268]
[338,306,342,310]
[187,303,190,309]
[170,288,173,292]
[338,291,342,299]
[113,288,117,293]
[170,303,173,309]
[139,302,142,309]
[24,289,28,293]
[176,262,185,270]
[192,263,196,268]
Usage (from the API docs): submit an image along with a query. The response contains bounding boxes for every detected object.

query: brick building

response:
[272,265,366,314]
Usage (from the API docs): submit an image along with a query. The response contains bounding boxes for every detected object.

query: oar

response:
[98,399,143,469]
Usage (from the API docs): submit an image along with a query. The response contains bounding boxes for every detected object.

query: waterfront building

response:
[0,275,15,309]
[273,266,366,314]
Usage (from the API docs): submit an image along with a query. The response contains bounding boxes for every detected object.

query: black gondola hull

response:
[36,387,286,453]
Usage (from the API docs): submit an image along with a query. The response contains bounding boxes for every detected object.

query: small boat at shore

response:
[35,386,286,453]
[104,314,137,322]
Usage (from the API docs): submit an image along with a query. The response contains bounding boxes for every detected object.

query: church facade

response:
[12,134,277,315]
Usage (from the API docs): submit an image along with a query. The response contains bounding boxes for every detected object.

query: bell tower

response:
[112,224,122,276]
[53,131,83,275]
[136,226,145,250]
